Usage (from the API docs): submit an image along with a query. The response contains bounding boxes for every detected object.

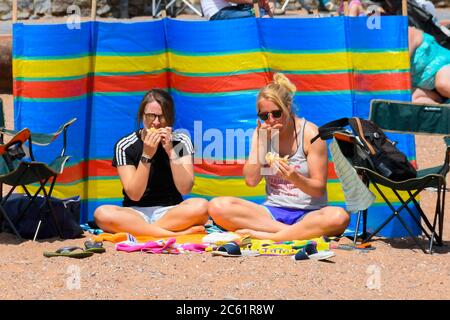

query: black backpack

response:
[311,117,417,181]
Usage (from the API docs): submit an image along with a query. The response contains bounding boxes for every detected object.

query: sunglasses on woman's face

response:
[257,110,283,121]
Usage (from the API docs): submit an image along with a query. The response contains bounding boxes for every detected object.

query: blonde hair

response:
[257,73,296,116]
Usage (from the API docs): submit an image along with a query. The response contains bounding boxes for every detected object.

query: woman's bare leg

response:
[236,206,349,241]
[412,88,443,104]
[435,66,450,99]
[94,205,205,237]
[208,197,288,232]
[153,198,209,231]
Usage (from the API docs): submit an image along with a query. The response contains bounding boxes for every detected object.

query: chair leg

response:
[38,175,63,239]
[438,183,446,246]
[353,210,362,245]
[395,212,428,254]
[0,206,22,240]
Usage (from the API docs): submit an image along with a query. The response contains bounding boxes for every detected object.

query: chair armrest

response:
[0,118,77,158]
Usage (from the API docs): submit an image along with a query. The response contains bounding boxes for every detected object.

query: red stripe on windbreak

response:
[14,78,89,99]
[195,160,339,179]
[170,72,271,93]
[353,72,411,91]
[57,159,117,183]
[94,73,168,92]
[54,158,418,182]
[287,73,352,92]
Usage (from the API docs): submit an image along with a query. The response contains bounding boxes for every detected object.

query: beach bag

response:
[1,194,83,239]
[311,117,417,181]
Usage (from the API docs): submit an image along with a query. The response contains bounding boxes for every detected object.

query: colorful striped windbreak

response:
[12,16,420,237]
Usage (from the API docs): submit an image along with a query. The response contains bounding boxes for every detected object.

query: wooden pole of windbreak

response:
[402,0,408,16]
[343,0,349,16]
[12,0,18,23]
[91,0,97,21]
[160,0,167,18]
[253,0,261,18]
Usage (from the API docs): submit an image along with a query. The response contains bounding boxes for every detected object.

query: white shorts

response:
[130,205,175,224]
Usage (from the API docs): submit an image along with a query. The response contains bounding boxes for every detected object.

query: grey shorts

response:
[129,205,175,224]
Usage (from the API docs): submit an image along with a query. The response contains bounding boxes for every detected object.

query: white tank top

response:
[264,118,328,210]
[200,0,231,19]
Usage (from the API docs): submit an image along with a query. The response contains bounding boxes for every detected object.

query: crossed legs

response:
[208,197,350,241]
[94,198,209,237]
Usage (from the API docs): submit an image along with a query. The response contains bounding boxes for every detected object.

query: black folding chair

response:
[351,99,450,254]
[0,117,77,240]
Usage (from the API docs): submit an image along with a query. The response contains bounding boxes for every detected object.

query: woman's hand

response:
[273,160,298,182]
[141,128,160,159]
[159,127,174,157]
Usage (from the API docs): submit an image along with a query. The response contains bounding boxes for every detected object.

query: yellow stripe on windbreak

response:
[20,177,417,204]
[168,52,268,74]
[13,57,91,78]
[350,51,410,70]
[266,51,409,72]
[94,54,167,73]
[266,52,349,71]
[193,176,266,197]
[19,179,123,201]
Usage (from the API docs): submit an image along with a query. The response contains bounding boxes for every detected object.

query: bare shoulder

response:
[302,119,324,155]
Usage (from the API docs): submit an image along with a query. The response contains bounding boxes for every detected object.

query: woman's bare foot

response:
[235,228,276,240]
[177,225,206,235]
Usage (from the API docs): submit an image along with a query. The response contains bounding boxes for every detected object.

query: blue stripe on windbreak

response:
[345,16,408,50]
[258,17,347,51]
[13,22,92,57]
[166,18,261,54]
[96,20,166,54]
[14,99,88,163]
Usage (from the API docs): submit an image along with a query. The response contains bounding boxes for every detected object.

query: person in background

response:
[201,0,272,20]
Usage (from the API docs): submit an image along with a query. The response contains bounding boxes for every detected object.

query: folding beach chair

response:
[353,99,450,253]
[0,118,77,240]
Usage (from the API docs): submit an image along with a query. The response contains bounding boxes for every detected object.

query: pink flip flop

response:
[116,238,178,253]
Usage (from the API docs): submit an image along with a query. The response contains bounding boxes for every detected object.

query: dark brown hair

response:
[137,89,175,127]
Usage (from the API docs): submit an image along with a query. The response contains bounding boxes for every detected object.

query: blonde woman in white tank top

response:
[208,73,350,241]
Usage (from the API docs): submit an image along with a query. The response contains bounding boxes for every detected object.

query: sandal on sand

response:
[292,243,335,261]
[212,242,242,257]
[43,246,94,259]
[84,241,106,253]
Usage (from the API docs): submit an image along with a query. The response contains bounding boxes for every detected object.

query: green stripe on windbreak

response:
[354,90,410,95]
[295,90,352,96]
[13,53,90,60]
[86,198,123,203]
[14,95,88,103]
[95,69,167,76]
[93,91,149,97]
[170,88,259,98]
[14,75,89,82]
[195,173,243,180]
[353,69,410,74]
[96,50,166,57]
[168,49,262,56]
[62,157,113,168]
[169,69,269,77]
[168,48,407,56]
[280,69,352,75]
[348,48,408,53]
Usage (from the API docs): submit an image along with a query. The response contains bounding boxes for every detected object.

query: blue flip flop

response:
[212,242,242,257]
[293,243,335,261]
[84,241,106,253]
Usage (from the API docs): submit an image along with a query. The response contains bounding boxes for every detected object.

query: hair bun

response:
[273,73,296,94]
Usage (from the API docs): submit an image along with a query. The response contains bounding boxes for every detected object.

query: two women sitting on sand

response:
[94,74,350,241]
